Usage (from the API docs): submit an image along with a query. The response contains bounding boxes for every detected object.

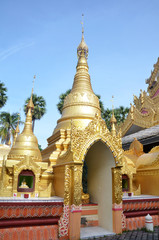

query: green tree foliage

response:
[24,94,46,132]
[0,112,20,143]
[103,106,129,130]
[0,81,8,109]
[57,89,71,114]
[38,144,43,151]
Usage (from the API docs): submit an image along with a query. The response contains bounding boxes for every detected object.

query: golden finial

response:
[81,14,84,35]
[111,95,114,111]
[16,112,20,133]
[32,75,36,95]
[27,77,35,110]
[13,111,20,146]
[140,89,144,105]
[77,14,88,59]
[130,103,134,120]
[110,96,117,137]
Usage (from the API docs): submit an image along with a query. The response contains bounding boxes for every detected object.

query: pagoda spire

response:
[71,16,92,93]
[13,112,20,146]
[7,76,42,162]
[53,19,101,133]
[110,96,117,137]
[22,78,34,135]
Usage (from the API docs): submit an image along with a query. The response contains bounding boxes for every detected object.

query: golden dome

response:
[136,145,159,169]
[53,31,101,133]
[136,152,159,169]
[7,95,42,162]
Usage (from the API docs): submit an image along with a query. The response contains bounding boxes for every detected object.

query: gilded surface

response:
[53,30,100,134]
[136,169,159,175]
[64,165,71,205]
[7,95,42,162]
[71,113,123,166]
[73,165,82,206]
[119,59,159,136]
[112,167,122,204]
[13,155,41,194]
[53,165,65,197]
[146,57,159,97]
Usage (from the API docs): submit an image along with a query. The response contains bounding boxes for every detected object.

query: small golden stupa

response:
[0,88,53,198]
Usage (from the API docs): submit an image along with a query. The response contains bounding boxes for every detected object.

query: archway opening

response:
[84,140,115,232]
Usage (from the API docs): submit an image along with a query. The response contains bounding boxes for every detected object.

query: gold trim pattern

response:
[112,167,122,204]
[71,113,123,166]
[64,165,71,205]
[73,165,83,206]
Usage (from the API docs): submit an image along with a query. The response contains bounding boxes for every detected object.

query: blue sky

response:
[1,0,159,148]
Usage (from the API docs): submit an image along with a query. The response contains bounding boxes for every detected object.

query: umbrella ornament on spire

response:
[77,14,88,59]
[26,75,35,112]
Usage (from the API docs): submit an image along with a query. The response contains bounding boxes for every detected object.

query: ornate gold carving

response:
[119,59,159,136]
[71,113,123,166]
[112,167,122,204]
[137,154,159,170]
[13,155,41,194]
[119,100,159,136]
[137,169,159,175]
[64,165,71,205]
[146,57,159,97]
[63,92,100,109]
[58,204,69,237]
[73,165,82,206]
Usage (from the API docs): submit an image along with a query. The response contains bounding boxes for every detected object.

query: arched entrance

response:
[84,140,115,231]
[58,115,123,239]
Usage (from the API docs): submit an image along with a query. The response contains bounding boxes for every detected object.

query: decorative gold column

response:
[112,167,123,234]
[68,164,82,240]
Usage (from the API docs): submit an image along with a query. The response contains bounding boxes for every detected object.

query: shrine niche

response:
[13,155,41,197]
[18,170,35,192]
[122,174,129,192]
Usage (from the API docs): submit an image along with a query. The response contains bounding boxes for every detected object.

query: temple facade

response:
[120,59,159,231]
[1,29,159,239]
[41,30,123,239]
[0,30,124,239]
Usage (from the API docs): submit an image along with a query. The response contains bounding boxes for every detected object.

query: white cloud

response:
[0,41,35,61]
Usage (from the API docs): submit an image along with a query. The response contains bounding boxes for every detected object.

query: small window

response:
[122,174,129,192]
[17,170,35,192]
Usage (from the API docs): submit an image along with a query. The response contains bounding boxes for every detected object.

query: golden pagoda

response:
[42,26,123,238]
[0,90,53,198]
[0,25,125,239]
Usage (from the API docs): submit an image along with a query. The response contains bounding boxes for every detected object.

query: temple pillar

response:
[58,163,82,240]
[112,167,123,234]
[68,164,82,240]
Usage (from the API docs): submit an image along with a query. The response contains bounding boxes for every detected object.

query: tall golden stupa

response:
[42,25,123,239]
[1,20,159,239]
[54,28,101,133]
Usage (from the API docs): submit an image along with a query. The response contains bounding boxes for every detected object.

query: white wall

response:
[85,141,115,231]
